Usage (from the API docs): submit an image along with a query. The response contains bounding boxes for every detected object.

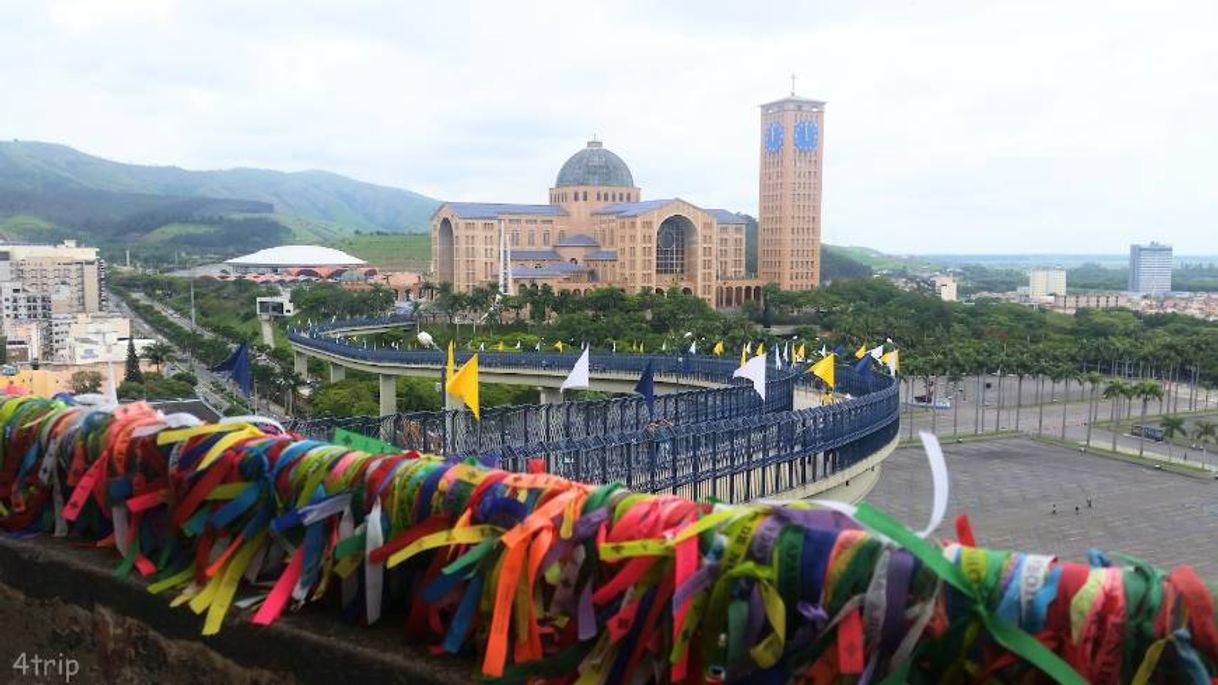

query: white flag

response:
[688,341,697,355]
[774,346,782,370]
[820,344,828,358]
[662,341,667,352]
[560,348,590,391]
[535,341,541,352]
[733,354,767,400]
[869,344,884,360]
[515,340,521,349]
[612,340,617,353]
[479,342,485,351]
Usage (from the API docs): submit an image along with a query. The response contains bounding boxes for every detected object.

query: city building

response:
[48,313,131,365]
[225,245,367,275]
[931,275,958,302]
[1028,268,1067,298]
[1128,242,1173,295]
[430,140,761,308]
[0,240,106,314]
[430,90,825,308]
[1049,293,1130,314]
[758,94,825,291]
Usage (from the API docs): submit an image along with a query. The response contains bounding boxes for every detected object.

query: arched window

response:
[582,191,588,201]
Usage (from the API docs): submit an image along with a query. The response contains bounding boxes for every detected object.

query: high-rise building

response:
[1128,242,1173,295]
[1028,268,1067,298]
[758,94,825,290]
[0,240,107,314]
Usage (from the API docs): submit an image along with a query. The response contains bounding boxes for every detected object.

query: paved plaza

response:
[867,436,1218,576]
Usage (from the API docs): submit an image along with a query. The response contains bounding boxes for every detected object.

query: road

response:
[898,374,1218,467]
[111,290,287,419]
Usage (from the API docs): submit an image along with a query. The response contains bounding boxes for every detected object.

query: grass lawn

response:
[333,233,430,271]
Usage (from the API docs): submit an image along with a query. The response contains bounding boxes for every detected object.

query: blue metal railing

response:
[285,317,900,502]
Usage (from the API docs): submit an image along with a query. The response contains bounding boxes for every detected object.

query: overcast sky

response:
[2,0,1216,254]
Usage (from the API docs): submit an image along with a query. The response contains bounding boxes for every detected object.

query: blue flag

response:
[634,360,655,417]
[213,341,253,398]
[832,344,846,358]
[854,356,874,380]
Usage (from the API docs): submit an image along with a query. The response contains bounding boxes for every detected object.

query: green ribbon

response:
[854,502,1087,685]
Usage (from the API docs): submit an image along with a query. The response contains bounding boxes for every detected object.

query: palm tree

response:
[1161,415,1185,460]
[142,341,176,374]
[1194,420,1217,462]
[1102,379,1128,452]
[1060,368,1080,440]
[1009,352,1030,432]
[1084,371,1103,449]
[1132,381,1164,457]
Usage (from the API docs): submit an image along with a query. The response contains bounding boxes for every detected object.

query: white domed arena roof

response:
[225,245,366,267]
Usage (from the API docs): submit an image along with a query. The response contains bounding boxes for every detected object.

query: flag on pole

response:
[881,349,900,375]
[712,340,725,356]
[534,341,541,352]
[810,353,836,388]
[733,354,767,400]
[745,341,753,355]
[560,348,590,392]
[756,342,765,357]
[854,344,867,359]
[213,342,252,397]
[739,345,747,368]
[774,346,782,370]
[515,341,521,350]
[445,354,480,419]
[634,360,655,416]
[612,340,617,353]
[661,341,667,352]
[497,340,506,352]
[553,340,564,353]
[479,342,485,351]
[688,341,697,355]
[446,341,455,383]
[869,344,884,360]
[854,356,874,380]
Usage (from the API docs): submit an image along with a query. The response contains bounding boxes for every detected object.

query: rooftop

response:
[225,245,365,267]
[444,203,567,220]
[554,233,599,247]
[554,140,634,188]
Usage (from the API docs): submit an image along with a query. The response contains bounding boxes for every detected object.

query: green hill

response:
[0,141,440,233]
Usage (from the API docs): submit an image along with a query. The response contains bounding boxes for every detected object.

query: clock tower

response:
[758,94,825,290]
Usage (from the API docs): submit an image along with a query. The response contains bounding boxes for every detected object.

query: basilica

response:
[430,139,764,309]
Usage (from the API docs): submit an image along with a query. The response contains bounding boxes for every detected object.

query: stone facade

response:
[430,140,762,308]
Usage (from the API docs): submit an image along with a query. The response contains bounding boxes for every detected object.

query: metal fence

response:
[286,318,900,503]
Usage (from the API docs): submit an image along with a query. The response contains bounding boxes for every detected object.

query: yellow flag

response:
[854,344,867,359]
[739,345,747,368]
[756,342,766,357]
[445,354,480,419]
[881,349,900,374]
[712,340,724,356]
[496,340,505,352]
[553,340,564,353]
[797,343,806,362]
[446,341,455,383]
[809,353,835,388]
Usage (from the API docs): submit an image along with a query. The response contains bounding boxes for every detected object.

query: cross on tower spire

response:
[790,73,797,96]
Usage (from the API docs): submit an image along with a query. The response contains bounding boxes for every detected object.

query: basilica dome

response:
[555,140,634,187]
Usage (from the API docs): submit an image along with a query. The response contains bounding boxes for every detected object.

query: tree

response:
[124,337,144,384]
[70,370,102,395]
[1102,379,1128,452]
[1084,371,1103,449]
[1194,420,1217,461]
[1131,380,1164,457]
[1161,415,1185,459]
[142,341,176,374]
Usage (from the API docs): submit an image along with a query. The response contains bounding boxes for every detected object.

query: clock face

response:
[765,122,784,153]
[794,120,819,152]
